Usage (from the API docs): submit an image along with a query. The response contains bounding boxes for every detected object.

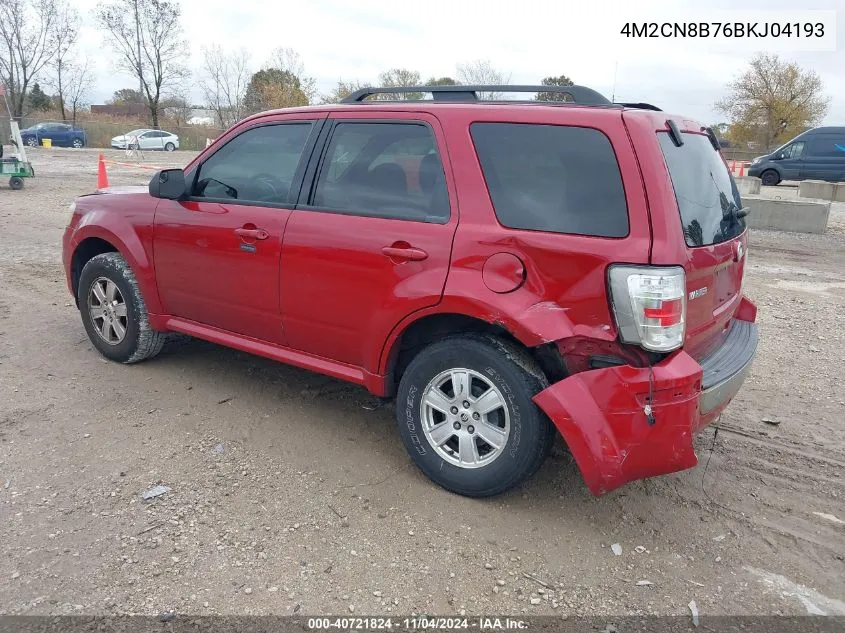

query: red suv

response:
[62,85,758,497]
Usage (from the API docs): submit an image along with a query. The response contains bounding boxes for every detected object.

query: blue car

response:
[19,122,87,148]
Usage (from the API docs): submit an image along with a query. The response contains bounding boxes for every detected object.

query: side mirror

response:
[149,168,186,200]
[773,152,786,160]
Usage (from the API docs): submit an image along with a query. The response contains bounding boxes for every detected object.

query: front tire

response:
[395,334,554,497]
[77,253,165,363]
[760,169,780,186]
[71,138,84,148]
[26,137,38,147]
[164,142,175,152]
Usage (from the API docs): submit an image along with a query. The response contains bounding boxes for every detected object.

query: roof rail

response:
[341,84,613,106]
[615,102,662,111]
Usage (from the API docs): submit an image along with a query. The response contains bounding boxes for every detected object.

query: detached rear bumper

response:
[533,303,758,496]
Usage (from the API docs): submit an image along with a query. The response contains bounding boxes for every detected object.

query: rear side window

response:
[312,122,449,223]
[470,123,629,238]
[194,123,312,205]
[658,132,745,247]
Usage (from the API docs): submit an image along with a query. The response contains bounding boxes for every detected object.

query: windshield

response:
[658,132,745,247]
[125,129,146,137]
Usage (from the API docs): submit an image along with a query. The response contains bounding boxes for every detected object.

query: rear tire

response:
[760,169,780,186]
[77,253,165,364]
[395,334,554,497]
[9,176,23,190]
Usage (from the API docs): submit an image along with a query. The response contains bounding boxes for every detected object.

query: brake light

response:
[608,266,686,352]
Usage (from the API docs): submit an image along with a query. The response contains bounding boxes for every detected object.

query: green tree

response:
[243,68,308,113]
[536,74,574,101]
[109,88,144,104]
[716,53,829,151]
[27,82,51,110]
[426,76,458,86]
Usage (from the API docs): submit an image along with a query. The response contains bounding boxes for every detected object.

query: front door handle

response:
[382,245,428,262]
[235,227,269,240]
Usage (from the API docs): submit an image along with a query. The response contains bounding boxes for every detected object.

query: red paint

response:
[533,351,703,495]
[482,253,525,293]
[62,100,759,495]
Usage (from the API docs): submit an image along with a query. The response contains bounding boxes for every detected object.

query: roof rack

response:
[615,102,662,111]
[341,84,613,106]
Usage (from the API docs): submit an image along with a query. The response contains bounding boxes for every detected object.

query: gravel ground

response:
[1,147,844,617]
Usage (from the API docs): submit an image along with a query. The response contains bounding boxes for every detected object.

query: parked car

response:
[111,129,179,151]
[748,126,845,185]
[62,84,758,498]
[18,122,87,148]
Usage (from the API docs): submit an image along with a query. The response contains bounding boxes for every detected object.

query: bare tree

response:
[321,78,370,104]
[267,47,316,104]
[95,0,189,127]
[198,45,250,127]
[377,68,422,100]
[45,0,79,121]
[456,59,510,99]
[0,0,59,120]
[64,55,93,124]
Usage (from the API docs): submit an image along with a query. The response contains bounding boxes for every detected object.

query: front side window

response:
[470,123,629,238]
[781,142,805,159]
[312,122,449,222]
[193,123,313,205]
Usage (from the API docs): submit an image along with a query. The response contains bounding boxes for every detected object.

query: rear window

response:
[658,132,745,247]
[470,123,629,238]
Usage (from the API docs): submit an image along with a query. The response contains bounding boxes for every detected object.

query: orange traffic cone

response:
[738,163,745,177]
[97,153,109,189]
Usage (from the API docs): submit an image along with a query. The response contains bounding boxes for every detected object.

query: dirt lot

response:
[1,147,844,618]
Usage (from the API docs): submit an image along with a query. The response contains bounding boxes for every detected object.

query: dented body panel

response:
[62,99,760,496]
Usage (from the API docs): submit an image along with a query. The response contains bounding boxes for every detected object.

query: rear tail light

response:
[608,265,686,352]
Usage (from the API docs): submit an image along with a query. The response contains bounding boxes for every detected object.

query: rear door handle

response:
[382,246,428,261]
[235,227,269,240]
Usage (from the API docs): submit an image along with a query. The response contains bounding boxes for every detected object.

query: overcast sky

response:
[70,0,844,125]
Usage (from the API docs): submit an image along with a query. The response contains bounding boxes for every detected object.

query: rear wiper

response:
[722,205,750,223]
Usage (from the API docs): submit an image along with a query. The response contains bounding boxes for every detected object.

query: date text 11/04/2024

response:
[620,22,825,38]
[307,617,529,630]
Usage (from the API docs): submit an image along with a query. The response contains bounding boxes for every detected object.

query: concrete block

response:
[743,196,830,234]
[834,183,845,203]
[798,180,835,201]
[735,176,761,196]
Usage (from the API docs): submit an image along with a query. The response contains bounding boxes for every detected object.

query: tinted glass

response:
[313,122,449,222]
[470,123,629,237]
[806,136,845,157]
[194,123,312,205]
[782,141,805,158]
[658,132,745,247]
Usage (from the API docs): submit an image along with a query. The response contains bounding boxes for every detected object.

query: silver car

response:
[111,129,180,151]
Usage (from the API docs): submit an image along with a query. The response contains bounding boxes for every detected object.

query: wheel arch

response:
[68,225,163,314]
[380,310,568,398]
[70,236,119,302]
